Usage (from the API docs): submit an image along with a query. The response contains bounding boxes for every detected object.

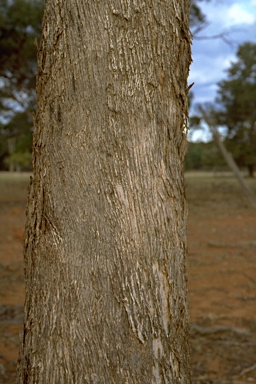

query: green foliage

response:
[0,0,43,108]
[0,0,207,171]
[4,150,32,170]
[216,42,256,176]
[185,141,226,171]
[190,0,209,34]
[0,0,43,170]
[185,142,203,170]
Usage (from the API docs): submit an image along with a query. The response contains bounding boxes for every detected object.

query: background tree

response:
[190,0,209,35]
[18,1,191,382]
[0,0,206,171]
[0,0,43,170]
[185,140,226,171]
[197,104,256,206]
[216,42,256,177]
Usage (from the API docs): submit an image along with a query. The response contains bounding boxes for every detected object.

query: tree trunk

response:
[199,106,256,208]
[19,2,191,383]
[248,164,254,178]
[7,137,16,172]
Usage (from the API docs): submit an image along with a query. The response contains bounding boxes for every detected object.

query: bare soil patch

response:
[0,171,256,383]
[187,171,256,383]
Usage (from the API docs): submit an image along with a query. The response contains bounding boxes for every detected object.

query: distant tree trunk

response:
[248,164,254,178]
[199,106,256,207]
[7,137,16,172]
[19,2,192,383]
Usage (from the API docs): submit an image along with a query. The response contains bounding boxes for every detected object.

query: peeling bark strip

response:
[19,2,191,383]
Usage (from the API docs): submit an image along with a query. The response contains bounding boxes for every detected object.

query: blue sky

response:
[189,0,256,110]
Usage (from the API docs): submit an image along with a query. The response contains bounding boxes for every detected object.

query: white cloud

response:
[190,0,256,107]
[196,1,256,30]
[227,3,255,25]
[189,0,256,140]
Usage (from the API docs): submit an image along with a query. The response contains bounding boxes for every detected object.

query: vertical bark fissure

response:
[19,1,191,383]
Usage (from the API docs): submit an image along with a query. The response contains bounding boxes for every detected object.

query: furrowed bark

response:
[19,1,192,383]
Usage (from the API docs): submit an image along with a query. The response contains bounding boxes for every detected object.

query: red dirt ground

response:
[0,172,256,383]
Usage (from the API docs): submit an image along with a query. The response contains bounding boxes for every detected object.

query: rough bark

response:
[19,1,192,383]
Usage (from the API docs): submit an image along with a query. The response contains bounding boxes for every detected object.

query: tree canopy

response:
[0,0,43,170]
[189,42,256,177]
[216,42,256,176]
[0,0,208,171]
[190,0,209,35]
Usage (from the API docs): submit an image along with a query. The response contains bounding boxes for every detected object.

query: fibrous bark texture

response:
[19,1,191,383]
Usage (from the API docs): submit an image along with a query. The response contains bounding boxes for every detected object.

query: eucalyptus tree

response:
[18,1,191,383]
[0,0,43,169]
[216,42,256,177]
[0,0,205,170]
